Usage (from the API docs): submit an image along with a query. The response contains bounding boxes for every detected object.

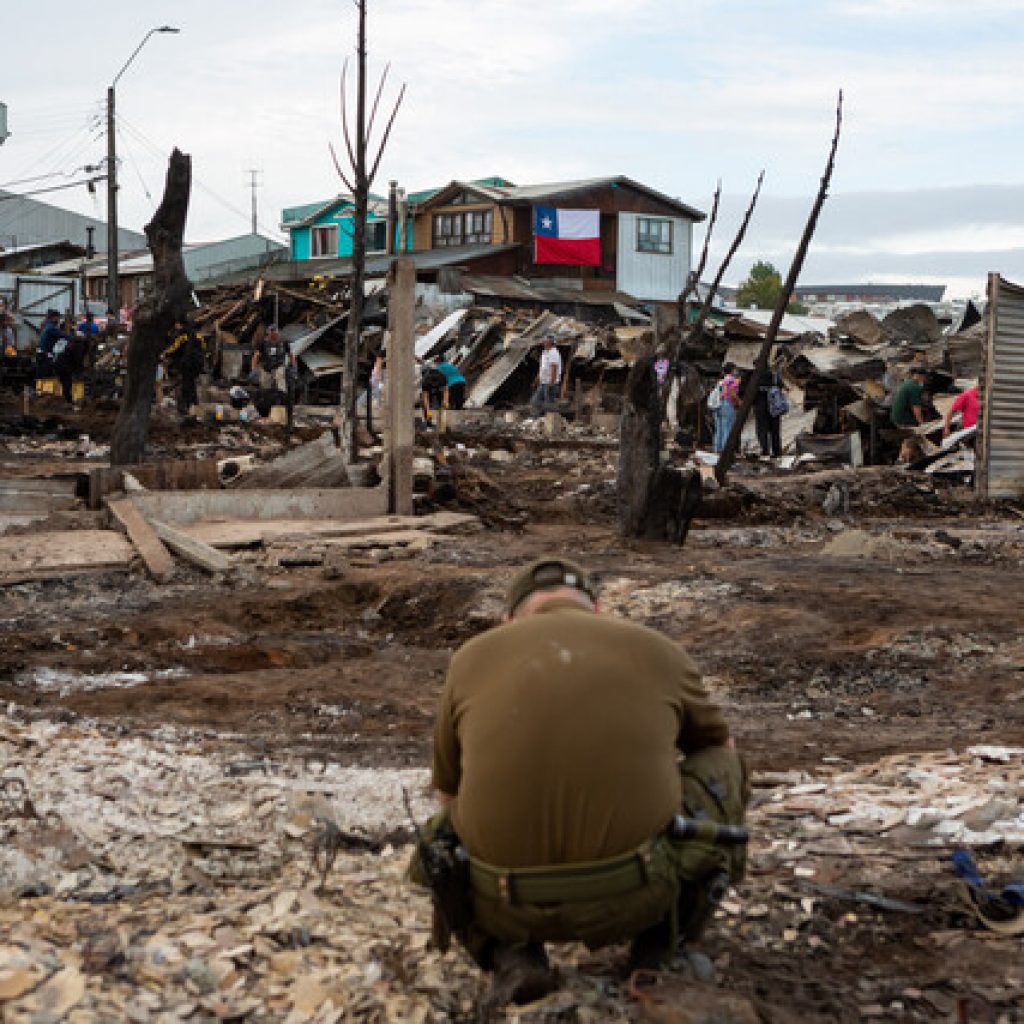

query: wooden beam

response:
[106,497,174,582]
[150,520,232,574]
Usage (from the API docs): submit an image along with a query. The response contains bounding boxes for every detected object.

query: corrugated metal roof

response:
[197,243,520,289]
[461,274,640,307]
[978,274,1024,499]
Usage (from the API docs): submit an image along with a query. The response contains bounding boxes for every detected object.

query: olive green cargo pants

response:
[410,745,749,967]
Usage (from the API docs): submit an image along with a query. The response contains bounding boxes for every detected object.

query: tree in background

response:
[736,260,808,313]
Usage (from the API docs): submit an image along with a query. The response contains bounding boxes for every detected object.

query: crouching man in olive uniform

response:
[411,557,749,1003]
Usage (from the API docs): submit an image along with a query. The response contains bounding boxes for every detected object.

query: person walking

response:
[412,557,748,1004]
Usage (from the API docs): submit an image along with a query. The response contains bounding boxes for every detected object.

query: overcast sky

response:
[2,0,1022,298]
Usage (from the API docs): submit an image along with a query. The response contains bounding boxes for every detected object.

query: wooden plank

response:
[150,520,232,573]
[175,511,480,549]
[106,498,175,582]
[0,530,133,586]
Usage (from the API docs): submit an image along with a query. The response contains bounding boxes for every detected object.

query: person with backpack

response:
[709,363,740,453]
[754,364,788,458]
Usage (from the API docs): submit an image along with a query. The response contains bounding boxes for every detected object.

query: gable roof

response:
[499,177,705,221]
[282,178,514,230]
[414,175,704,221]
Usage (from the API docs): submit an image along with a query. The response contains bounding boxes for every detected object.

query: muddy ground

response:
[2,394,1023,1021]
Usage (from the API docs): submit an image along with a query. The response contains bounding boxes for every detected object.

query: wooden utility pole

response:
[110,149,192,465]
[715,92,843,485]
[331,0,405,462]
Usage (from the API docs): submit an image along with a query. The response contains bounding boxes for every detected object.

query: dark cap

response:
[506,557,595,613]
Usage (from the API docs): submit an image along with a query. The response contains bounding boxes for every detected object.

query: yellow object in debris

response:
[71,381,85,402]
[35,377,60,396]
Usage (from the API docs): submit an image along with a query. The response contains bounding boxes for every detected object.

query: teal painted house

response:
[281,194,402,261]
[281,178,512,262]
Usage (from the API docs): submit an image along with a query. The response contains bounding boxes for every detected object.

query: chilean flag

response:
[534,206,601,266]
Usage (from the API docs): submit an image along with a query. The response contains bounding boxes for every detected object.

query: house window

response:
[366,221,387,253]
[433,209,493,248]
[465,210,492,245]
[637,217,673,255]
[311,225,337,258]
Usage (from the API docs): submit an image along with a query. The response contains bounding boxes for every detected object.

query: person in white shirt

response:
[531,335,562,415]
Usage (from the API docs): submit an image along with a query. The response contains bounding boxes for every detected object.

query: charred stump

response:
[618,355,703,543]
[110,149,192,465]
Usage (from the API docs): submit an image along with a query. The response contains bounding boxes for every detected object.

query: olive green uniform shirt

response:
[432,600,730,869]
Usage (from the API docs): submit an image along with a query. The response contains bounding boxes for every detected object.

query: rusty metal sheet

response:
[978,275,1024,498]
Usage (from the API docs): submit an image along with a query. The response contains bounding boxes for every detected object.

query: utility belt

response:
[469,816,747,907]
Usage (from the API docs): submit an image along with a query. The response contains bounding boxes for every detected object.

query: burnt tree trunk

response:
[110,149,192,465]
[618,355,703,542]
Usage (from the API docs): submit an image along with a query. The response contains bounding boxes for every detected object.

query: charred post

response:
[109,148,192,465]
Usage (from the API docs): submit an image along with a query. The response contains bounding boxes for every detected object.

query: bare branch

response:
[367,83,407,187]
[328,142,356,194]
[687,179,721,300]
[338,58,358,177]
[366,63,391,143]
[715,90,843,485]
[660,171,763,419]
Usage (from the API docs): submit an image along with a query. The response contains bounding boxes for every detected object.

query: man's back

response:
[433,600,727,868]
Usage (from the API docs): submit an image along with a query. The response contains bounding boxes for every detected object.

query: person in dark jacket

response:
[164,318,207,416]
[753,367,784,458]
[55,329,89,405]
[36,310,68,378]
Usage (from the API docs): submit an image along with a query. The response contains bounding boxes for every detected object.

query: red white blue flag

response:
[533,206,601,266]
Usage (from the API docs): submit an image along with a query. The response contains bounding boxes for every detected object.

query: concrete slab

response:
[128,486,388,526]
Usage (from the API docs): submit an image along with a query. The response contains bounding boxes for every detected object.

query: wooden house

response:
[412,176,704,302]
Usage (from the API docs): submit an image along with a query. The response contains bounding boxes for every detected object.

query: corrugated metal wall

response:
[615,213,692,302]
[0,191,146,251]
[977,274,1024,498]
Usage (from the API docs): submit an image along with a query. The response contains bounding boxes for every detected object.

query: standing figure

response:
[252,325,297,426]
[164,318,207,417]
[412,557,749,1004]
[530,335,562,415]
[36,310,68,379]
[711,363,740,453]
[754,365,785,457]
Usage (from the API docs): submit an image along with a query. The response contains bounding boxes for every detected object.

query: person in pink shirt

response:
[944,385,979,436]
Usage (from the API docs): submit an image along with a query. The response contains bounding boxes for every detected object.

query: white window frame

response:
[311,224,338,259]
[636,217,673,255]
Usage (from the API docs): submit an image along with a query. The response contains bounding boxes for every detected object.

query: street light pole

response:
[106,85,118,318]
[106,25,179,322]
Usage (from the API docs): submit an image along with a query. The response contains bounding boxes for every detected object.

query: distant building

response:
[0,240,87,272]
[40,233,286,309]
[793,283,946,304]
[0,190,145,254]
[280,175,706,304]
[281,178,511,261]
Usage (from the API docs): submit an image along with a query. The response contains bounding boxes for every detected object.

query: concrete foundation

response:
[129,486,388,526]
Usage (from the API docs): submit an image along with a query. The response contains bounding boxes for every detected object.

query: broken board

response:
[0,530,134,586]
[171,511,479,550]
[106,498,175,582]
